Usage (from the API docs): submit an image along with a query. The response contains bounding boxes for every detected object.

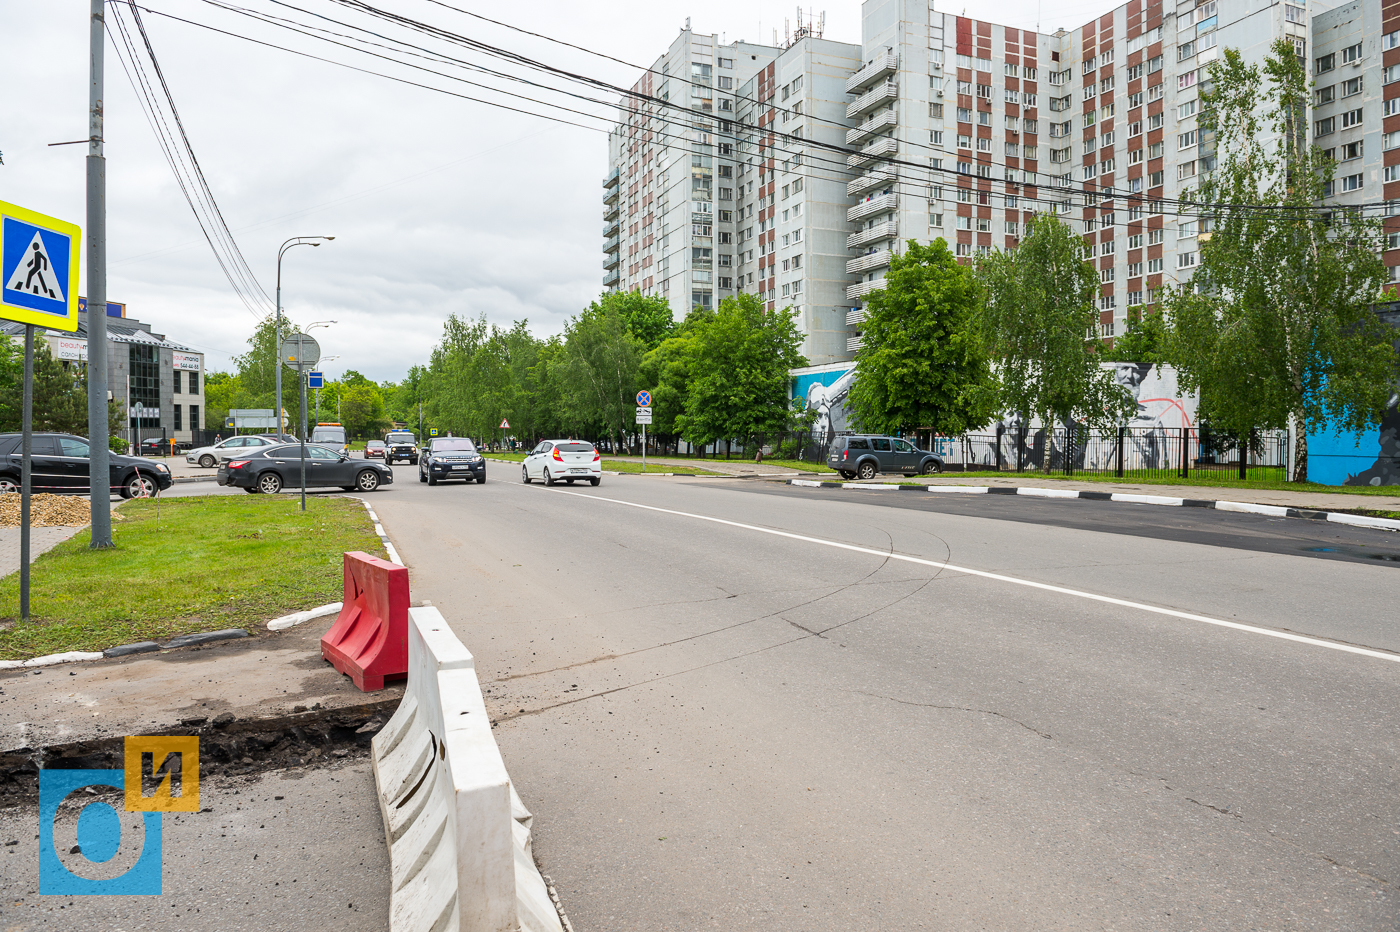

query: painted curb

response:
[784,480,1400,532]
[359,500,404,566]
[267,602,343,631]
[1,628,252,671]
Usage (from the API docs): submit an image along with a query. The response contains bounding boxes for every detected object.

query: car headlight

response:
[155,464,168,472]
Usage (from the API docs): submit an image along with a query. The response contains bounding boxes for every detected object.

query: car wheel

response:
[199,454,216,468]
[922,459,943,476]
[521,466,531,484]
[857,461,877,480]
[0,476,17,494]
[410,458,419,466]
[589,477,600,487]
[356,470,380,492]
[427,473,437,486]
[257,472,283,495]
[476,475,487,484]
[543,467,555,487]
[124,473,157,499]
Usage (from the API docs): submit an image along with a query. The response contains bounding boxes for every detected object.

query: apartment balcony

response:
[847,135,898,168]
[847,192,898,223]
[847,168,897,197]
[603,268,620,287]
[846,50,899,95]
[845,279,886,301]
[604,201,620,222]
[846,219,899,249]
[603,185,620,205]
[846,249,892,275]
[846,109,898,146]
[604,219,620,238]
[845,308,868,327]
[604,252,620,271]
[603,167,620,189]
[847,81,898,119]
[603,234,620,254]
[847,334,864,353]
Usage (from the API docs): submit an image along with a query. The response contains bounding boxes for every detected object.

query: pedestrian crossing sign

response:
[1,200,80,332]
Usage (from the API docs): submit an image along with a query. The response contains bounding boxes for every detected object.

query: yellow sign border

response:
[0,199,81,333]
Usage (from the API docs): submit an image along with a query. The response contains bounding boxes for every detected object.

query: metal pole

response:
[86,0,113,548]
[300,368,308,511]
[20,326,34,621]
[642,423,646,473]
[275,257,283,441]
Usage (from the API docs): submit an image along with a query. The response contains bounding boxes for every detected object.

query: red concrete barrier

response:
[320,551,409,691]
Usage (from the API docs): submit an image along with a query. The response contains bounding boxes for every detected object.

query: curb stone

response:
[786,479,1400,532]
[0,628,252,671]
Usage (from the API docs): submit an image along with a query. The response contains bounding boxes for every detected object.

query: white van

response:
[311,423,349,455]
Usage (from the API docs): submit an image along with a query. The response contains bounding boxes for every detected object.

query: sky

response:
[1,0,1113,382]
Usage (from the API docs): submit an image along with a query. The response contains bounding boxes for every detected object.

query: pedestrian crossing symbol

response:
[1,200,80,332]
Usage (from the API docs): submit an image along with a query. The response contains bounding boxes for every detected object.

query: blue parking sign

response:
[1,200,80,332]
[307,371,324,389]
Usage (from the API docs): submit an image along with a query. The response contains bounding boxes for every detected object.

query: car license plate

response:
[452,465,471,470]
[570,468,589,474]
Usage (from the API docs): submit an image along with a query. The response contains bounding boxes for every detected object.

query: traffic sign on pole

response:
[0,201,80,333]
[499,419,510,429]
[635,407,652,425]
[636,390,652,407]
[279,332,320,370]
[307,371,324,389]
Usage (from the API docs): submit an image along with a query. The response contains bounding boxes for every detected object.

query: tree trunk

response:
[1292,418,1308,483]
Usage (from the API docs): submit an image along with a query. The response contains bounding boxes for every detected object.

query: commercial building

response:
[1,309,207,446]
[606,0,1400,363]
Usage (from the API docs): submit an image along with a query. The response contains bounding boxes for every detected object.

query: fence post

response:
[1018,424,1027,473]
[1066,428,1075,477]
[1116,425,1125,478]
[995,424,1003,471]
[1239,429,1250,480]
[1180,427,1189,479]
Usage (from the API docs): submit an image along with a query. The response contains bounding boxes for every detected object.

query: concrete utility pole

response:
[275,237,332,440]
[86,0,113,548]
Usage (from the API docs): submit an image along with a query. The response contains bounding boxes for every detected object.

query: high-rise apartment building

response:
[606,0,1400,363]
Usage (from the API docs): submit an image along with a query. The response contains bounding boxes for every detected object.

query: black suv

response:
[384,431,419,466]
[828,435,943,480]
[0,432,174,498]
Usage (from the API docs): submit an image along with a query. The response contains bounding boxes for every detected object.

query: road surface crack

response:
[856,691,1054,741]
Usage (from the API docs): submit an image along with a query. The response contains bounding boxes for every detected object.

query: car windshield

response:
[367,441,385,449]
[432,439,477,453]
[556,443,595,453]
[386,433,415,444]
[312,427,346,444]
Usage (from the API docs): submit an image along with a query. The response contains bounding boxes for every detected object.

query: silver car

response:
[185,434,286,468]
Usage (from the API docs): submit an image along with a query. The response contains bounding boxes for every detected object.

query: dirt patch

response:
[0,493,93,528]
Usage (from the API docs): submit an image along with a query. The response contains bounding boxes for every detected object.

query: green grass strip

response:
[0,495,384,661]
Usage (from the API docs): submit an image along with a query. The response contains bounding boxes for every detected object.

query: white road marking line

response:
[551,487,1400,665]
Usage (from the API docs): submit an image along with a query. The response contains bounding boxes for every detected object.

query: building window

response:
[173,404,182,431]
[930,213,944,227]
[1316,53,1336,73]
[1340,141,1362,161]
[190,404,199,429]
[1341,77,1363,98]
[1340,109,1362,129]
[1339,173,1363,192]
[1148,257,1164,273]
[1178,252,1197,269]
[1341,43,1362,65]
[172,370,182,394]
[128,344,160,426]
[1148,229,1164,246]
[1179,130,1198,150]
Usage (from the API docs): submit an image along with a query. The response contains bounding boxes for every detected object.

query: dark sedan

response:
[217,443,394,494]
[418,437,486,485]
[0,432,173,498]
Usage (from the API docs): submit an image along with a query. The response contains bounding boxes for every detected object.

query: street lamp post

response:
[314,354,340,425]
[275,237,333,442]
[300,322,336,441]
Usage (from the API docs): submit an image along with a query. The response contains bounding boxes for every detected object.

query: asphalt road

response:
[360,465,1398,932]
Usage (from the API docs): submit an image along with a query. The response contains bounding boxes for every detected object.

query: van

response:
[311,423,349,455]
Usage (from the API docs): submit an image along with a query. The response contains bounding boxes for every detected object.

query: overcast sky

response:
[1,0,1106,382]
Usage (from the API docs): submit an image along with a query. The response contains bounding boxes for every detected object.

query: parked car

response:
[521,440,601,486]
[418,438,485,485]
[384,431,419,466]
[0,432,173,498]
[136,437,185,456]
[364,440,386,459]
[216,443,393,494]
[185,434,291,468]
[310,423,348,456]
[828,435,943,480]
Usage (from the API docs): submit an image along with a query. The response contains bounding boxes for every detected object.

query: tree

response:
[677,294,807,449]
[848,239,995,436]
[977,213,1131,429]
[202,371,241,431]
[589,291,676,352]
[339,384,390,440]
[1101,309,1167,365]
[232,317,305,436]
[0,338,90,434]
[560,301,641,453]
[1161,41,1396,478]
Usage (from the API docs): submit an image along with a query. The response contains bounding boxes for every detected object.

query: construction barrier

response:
[321,551,410,691]
[372,607,562,932]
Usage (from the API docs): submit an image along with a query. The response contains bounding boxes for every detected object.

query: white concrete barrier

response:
[372,607,563,932]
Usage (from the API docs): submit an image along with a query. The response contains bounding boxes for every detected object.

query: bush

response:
[109,436,127,455]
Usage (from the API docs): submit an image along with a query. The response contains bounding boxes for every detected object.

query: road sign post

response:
[636,391,653,471]
[280,333,321,512]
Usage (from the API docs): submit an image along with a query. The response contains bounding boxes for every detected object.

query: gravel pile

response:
[0,493,93,528]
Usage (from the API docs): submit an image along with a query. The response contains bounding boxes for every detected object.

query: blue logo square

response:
[38,769,163,895]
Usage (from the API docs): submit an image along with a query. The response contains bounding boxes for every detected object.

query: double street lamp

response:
[274,237,333,441]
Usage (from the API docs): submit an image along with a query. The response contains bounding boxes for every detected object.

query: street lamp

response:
[275,237,333,441]
[314,354,341,425]
[298,322,337,441]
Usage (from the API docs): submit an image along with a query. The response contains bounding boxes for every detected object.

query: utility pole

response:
[86,0,113,548]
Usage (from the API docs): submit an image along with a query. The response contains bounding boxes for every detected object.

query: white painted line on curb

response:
[926,486,989,493]
[552,488,1400,666]
[1017,487,1080,499]
[790,479,825,488]
[383,542,404,566]
[267,602,343,631]
[1215,501,1289,518]
[1326,511,1400,532]
[841,483,900,490]
[0,651,106,670]
[374,523,386,537]
[1111,493,1185,506]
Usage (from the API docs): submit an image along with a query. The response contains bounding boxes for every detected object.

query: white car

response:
[521,440,601,486]
[185,434,286,468]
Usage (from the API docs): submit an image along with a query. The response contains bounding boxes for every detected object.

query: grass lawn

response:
[932,468,1400,497]
[0,496,384,661]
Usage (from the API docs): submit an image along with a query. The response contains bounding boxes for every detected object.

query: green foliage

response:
[339,384,391,439]
[559,301,642,452]
[1101,309,1167,364]
[849,239,995,435]
[230,316,306,436]
[1163,41,1396,477]
[676,294,807,446]
[976,213,1131,428]
[590,290,677,351]
[0,337,90,434]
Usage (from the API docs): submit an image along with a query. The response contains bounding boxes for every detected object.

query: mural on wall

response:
[792,363,1197,470]
[1306,310,1400,487]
